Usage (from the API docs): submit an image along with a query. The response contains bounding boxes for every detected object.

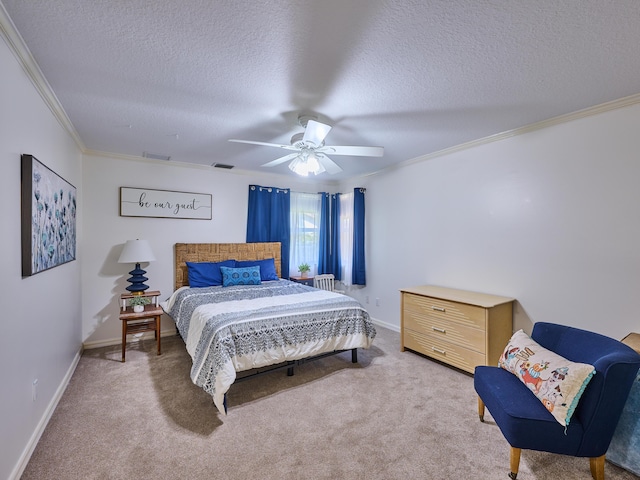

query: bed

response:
[162,242,376,414]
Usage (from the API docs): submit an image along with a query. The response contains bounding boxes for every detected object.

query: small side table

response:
[289,275,314,286]
[119,291,162,363]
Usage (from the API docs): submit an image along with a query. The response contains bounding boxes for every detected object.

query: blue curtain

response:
[330,193,341,280]
[318,192,342,280]
[318,192,331,274]
[246,185,291,278]
[317,193,342,279]
[352,187,366,285]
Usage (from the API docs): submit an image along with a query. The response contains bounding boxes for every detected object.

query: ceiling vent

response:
[143,151,171,161]
[213,163,234,169]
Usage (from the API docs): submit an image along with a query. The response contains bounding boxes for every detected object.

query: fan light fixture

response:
[288,150,326,176]
[228,114,384,176]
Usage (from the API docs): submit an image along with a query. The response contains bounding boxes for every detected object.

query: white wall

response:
[81,154,336,346]
[344,102,640,341]
[0,34,83,480]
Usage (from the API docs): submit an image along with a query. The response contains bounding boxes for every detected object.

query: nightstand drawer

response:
[403,328,485,374]
[403,293,486,330]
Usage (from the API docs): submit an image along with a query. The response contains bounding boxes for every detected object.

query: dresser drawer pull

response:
[432,306,446,312]
[432,347,446,355]
[432,327,447,334]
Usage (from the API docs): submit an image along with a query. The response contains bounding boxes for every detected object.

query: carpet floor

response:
[21,326,639,480]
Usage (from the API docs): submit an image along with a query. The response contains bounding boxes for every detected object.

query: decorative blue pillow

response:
[235,258,278,281]
[220,266,262,287]
[186,260,236,287]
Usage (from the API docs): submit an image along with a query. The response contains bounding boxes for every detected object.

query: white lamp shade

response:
[118,239,156,264]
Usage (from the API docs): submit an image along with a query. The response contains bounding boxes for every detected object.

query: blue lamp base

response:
[125,262,150,293]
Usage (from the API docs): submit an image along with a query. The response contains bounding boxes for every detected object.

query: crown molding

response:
[395,92,640,172]
[336,92,640,185]
[84,148,323,183]
[0,4,85,151]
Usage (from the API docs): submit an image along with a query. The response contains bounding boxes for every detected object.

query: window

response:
[247,185,364,283]
[289,192,321,276]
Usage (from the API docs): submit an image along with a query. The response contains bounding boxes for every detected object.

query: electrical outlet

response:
[376,298,380,306]
[32,379,38,402]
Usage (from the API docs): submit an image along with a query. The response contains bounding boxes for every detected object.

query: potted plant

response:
[129,295,151,313]
[298,263,311,278]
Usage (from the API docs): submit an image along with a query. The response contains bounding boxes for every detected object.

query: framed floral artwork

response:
[21,154,77,276]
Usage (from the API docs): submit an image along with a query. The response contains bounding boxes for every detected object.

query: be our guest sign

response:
[120,187,212,219]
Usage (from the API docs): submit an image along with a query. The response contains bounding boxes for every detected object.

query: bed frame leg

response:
[287,366,294,376]
[223,394,228,414]
[352,348,358,363]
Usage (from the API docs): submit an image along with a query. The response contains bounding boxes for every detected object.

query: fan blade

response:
[316,153,343,175]
[229,139,299,151]
[318,145,384,157]
[261,153,300,168]
[302,120,332,147]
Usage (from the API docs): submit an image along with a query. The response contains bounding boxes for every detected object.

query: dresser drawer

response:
[403,293,486,330]
[403,328,485,374]
[403,308,485,353]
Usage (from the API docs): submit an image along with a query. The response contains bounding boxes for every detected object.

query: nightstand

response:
[119,291,162,362]
[289,275,314,286]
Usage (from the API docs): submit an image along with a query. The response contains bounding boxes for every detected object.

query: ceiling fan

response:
[228,115,384,176]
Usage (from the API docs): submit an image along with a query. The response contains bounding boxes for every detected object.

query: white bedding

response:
[163,279,376,414]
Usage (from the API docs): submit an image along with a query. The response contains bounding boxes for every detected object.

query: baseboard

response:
[370,316,399,333]
[10,347,82,480]
[83,328,177,350]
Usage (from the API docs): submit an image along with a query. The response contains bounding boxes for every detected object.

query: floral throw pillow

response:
[498,329,596,427]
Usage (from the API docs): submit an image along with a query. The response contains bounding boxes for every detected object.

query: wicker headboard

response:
[174,242,282,290]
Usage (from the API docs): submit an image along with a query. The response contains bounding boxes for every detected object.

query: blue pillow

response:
[235,258,278,281]
[186,260,236,287]
[220,266,262,287]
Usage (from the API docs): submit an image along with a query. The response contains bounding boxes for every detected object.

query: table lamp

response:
[118,239,156,293]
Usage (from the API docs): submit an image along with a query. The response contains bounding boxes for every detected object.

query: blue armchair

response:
[474,322,640,480]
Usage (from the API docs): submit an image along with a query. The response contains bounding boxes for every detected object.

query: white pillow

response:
[499,329,596,427]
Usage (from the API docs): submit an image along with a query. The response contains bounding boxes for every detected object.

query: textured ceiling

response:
[3,1,640,181]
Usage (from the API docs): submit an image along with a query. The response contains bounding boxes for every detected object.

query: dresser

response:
[400,285,514,373]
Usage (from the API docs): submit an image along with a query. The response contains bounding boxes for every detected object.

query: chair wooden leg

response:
[477,396,485,422]
[509,447,521,479]
[589,455,605,480]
